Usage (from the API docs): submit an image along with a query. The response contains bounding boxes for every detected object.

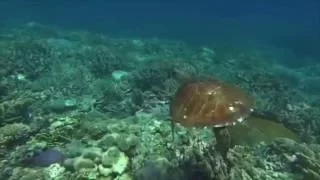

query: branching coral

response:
[0,123,31,147]
[76,45,130,78]
[269,138,320,180]
[2,39,53,80]
[0,97,34,125]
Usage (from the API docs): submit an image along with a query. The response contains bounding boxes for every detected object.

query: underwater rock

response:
[44,98,77,113]
[133,157,176,180]
[112,70,129,81]
[98,133,121,149]
[73,156,96,171]
[81,147,103,162]
[97,124,140,152]
[125,134,140,149]
[101,146,129,174]
[118,134,140,152]
[134,162,166,180]
[98,164,113,177]
[118,173,132,180]
[68,145,130,178]
[64,140,86,158]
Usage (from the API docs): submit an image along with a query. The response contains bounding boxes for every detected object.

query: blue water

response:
[1,2,320,179]
[1,0,319,66]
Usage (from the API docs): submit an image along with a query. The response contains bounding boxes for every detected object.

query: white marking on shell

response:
[207,89,217,95]
[237,117,244,123]
[213,121,236,127]
[234,100,243,104]
[213,124,226,127]
[228,106,235,112]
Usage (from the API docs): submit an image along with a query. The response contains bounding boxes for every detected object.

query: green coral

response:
[0,97,34,125]
[0,123,31,146]
[96,119,140,153]
[65,145,130,179]
[295,153,320,180]
[2,39,53,79]
[270,138,320,180]
[33,116,80,147]
[228,145,296,180]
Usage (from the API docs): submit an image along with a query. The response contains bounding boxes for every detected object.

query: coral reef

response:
[0,23,319,180]
[64,141,131,179]
[0,97,34,125]
[0,123,31,147]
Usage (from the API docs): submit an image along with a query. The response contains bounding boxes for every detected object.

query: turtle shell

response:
[170,79,254,127]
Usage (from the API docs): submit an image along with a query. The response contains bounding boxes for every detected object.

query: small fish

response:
[22,148,65,167]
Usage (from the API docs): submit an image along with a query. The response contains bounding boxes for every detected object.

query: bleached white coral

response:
[44,163,65,180]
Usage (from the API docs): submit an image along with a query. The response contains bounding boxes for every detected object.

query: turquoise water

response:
[1,1,319,66]
[0,1,319,180]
